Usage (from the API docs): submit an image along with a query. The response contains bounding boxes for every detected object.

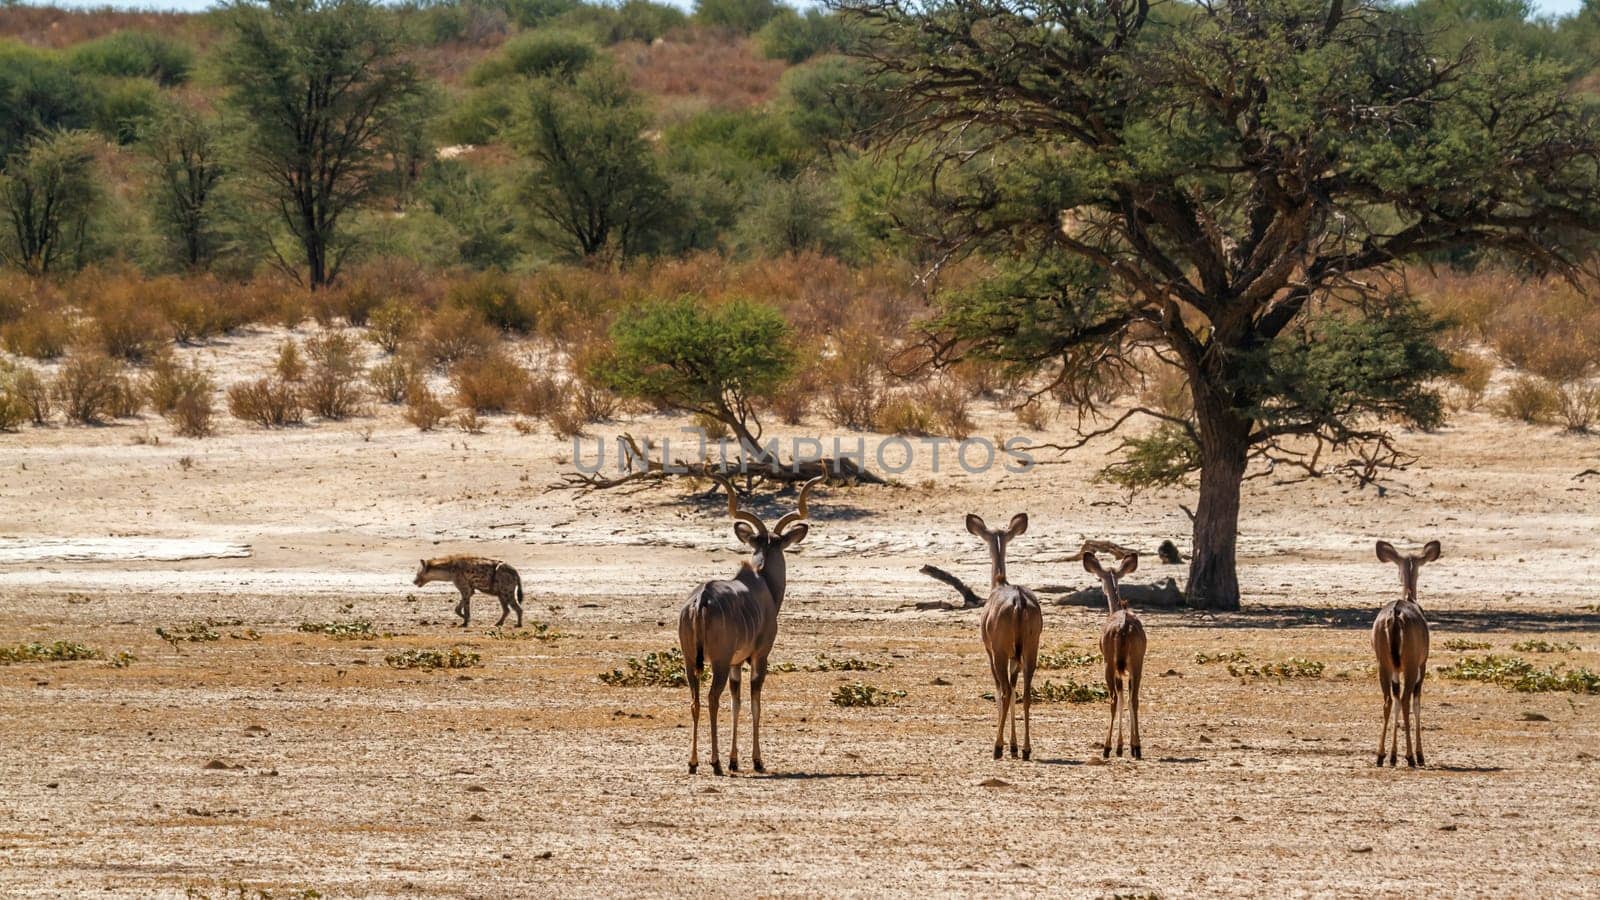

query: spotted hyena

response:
[413,556,524,628]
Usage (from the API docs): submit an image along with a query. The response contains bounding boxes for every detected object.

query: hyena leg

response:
[508,584,523,628]
[494,590,509,627]
[456,582,472,627]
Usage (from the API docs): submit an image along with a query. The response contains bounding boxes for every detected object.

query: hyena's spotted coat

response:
[413,556,524,628]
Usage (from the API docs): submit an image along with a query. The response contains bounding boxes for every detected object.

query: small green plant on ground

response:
[486,623,564,642]
[297,620,378,640]
[1511,639,1579,653]
[0,641,106,664]
[1439,655,1600,694]
[156,621,220,648]
[773,653,888,673]
[1443,638,1492,651]
[1038,645,1100,669]
[982,679,1109,703]
[1228,658,1325,679]
[831,682,906,707]
[384,648,480,670]
[599,648,700,687]
[1194,649,1249,665]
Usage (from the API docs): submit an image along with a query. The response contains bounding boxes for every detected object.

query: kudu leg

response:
[1129,668,1142,760]
[1102,662,1118,759]
[708,665,730,776]
[1376,678,1393,767]
[1007,659,1021,758]
[989,654,1009,760]
[1412,679,1425,767]
[749,658,768,773]
[728,664,742,773]
[687,663,702,774]
[1020,657,1035,762]
[1399,681,1416,768]
[1389,680,1402,766]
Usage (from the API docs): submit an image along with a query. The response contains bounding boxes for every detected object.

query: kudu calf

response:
[1083,547,1146,759]
[966,513,1042,760]
[679,475,821,775]
[1372,540,1438,768]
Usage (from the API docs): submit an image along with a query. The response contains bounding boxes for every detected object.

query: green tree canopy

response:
[840,0,1600,608]
[592,296,796,448]
[219,0,426,288]
[0,130,100,275]
[507,65,673,258]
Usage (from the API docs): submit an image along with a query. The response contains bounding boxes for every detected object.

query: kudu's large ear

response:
[1004,513,1028,539]
[778,523,810,549]
[733,521,760,546]
[1116,553,1139,578]
[1082,552,1106,577]
[1420,540,1441,564]
[965,514,988,538]
[1375,541,1401,565]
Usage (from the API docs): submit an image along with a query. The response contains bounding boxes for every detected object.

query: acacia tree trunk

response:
[1186,377,1251,611]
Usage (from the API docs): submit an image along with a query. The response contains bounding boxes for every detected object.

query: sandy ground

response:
[2,326,1598,898]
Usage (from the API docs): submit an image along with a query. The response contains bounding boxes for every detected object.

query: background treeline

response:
[0,0,1598,444]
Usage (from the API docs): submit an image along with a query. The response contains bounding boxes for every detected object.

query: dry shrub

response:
[1496,375,1557,425]
[368,355,423,404]
[548,401,588,439]
[1554,382,1600,433]
[515,370,563,419]
[0,382,24,430]
[876,395,933,436]
[1410,268,1522,345]
[450,348,528,413]
[405,382,451,431]
[454,408,485,433]
[302,331,367,420]
[1138,362,1192,419]
[421,304,498,367]
[820,329,888,430]
[274,340,306,382]
[8,366,53,424]
[1,306,74,359]
[950,358,1013,399]
[105,372,144,419]
[144,355,216,437]
[618,32,786,111]
[310,279,382,328]
[918,378,973,439]
[53,350,129,424]
[447,270,532,333]
[765,366,816,425]
[693,412,731,440]
[367,298,420,353]
[1014,399,1053,431]
[572,380,620,423]
[1444,350,1494,412]
[78,276,170,362]
[1487,282,1600,381]
[142,274,228,344]
[227,377,303,427]
[523,266,631,346]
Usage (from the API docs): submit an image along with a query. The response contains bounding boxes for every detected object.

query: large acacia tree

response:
[219,0,424,288]
[836,0,1600,608]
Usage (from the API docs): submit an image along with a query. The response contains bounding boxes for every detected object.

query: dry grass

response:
[367,356,423,405]
[450,348,528,413]
[53,349,132,424]
[227,377,303,428]
[302,331,368,420]
[420,305,498,368]
[616,32,786,113]
[404,382,451,431]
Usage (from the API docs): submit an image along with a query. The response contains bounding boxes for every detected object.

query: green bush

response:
[467,28,596,86]
[69,31,194,86]
[93,76,162,145]
[447,271,532,333]
[694,0,781,33]
[592,296,794,443]
[757,8,855,63]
